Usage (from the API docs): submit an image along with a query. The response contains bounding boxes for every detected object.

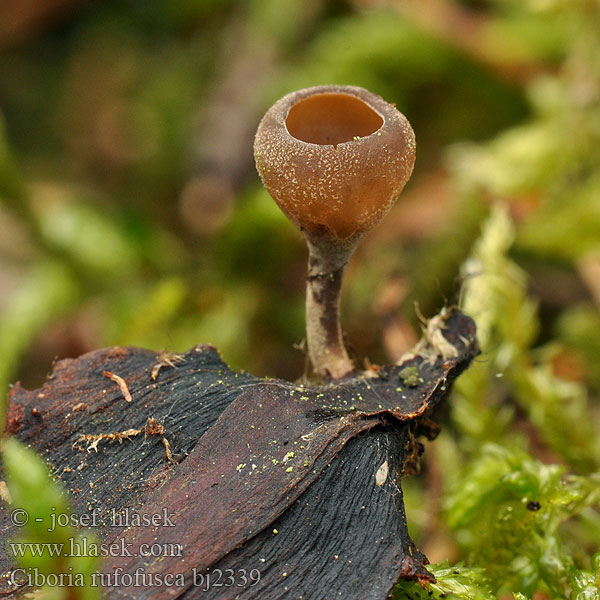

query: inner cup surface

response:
[285,93,383,145]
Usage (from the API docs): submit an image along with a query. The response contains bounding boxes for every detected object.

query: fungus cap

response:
[254,85,416,240]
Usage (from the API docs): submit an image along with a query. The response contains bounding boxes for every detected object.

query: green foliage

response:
[2,438,101,599]
[556,305,600,392]
[517,173,600,261]
[394,561,495,599]
[430,203,600,598]
[33,192,139,278]
[445,443,599,597]
[0,114,26,204]
[456,206,600,470]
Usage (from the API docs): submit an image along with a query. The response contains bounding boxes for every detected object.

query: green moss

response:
[398,366,420,387]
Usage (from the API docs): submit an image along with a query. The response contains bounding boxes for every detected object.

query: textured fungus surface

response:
[254,85,416,240]
[0,309,478,599]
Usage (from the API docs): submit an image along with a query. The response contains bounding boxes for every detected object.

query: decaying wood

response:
[0,308,478,599]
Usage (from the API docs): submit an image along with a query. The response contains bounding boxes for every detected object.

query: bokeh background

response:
[1,1,599,597]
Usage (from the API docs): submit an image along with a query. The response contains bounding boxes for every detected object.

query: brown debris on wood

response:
[0,481,11,504]
[73,417,171,456]
[150,350,185,381]
[75,428,141,453]
[0,308,478,599]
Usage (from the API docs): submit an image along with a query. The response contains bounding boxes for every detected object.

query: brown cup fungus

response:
[254,85,416,379]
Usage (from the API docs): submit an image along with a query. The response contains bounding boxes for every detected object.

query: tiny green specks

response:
[286,467,293,473]
[272,459,279,465]
[283,451,295,462]
[396,387,403,393]
[236,463,246,471]
[300,395,309,401]
[399,366,420,387]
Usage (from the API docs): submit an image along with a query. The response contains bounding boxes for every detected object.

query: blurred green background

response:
[0,0,535,388]
[1,1,599,597]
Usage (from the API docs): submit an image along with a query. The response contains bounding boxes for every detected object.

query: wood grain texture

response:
[1,309,478,599]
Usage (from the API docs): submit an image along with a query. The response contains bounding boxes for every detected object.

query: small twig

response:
[102,370,132,403]
[163,438,173,463]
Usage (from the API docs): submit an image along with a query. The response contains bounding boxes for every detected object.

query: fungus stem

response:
[305,235,356,379]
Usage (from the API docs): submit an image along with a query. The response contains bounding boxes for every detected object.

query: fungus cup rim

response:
[283,90,386,148]
[271,85,402,150]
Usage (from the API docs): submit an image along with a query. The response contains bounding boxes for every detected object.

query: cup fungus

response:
[254,85,416,379]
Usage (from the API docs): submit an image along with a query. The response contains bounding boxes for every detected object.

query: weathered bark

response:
[0,308,478,599]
